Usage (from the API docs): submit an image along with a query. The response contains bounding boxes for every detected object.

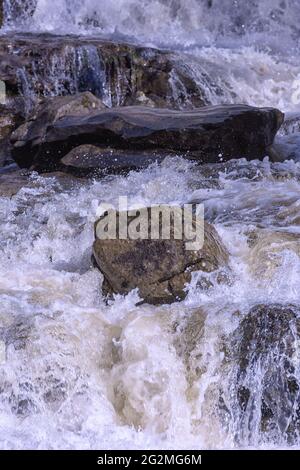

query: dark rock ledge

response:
[10,95,284,174]
[0,32,284,175]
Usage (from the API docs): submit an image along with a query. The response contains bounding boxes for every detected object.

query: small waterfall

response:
[75,46,106,102]
[220,305,300,447]
[1,35,233,113]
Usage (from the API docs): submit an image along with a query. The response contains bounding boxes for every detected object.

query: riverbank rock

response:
[0,104,23,167]
[0,33,218,113]
[93,207,228,305]
[11,102,284,172]
[222,304,300,445]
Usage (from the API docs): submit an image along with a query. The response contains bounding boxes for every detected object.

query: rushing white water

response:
[0,159,300,449]
[1,0,300,450]
[3,0,300,114]
[3,0,300,51]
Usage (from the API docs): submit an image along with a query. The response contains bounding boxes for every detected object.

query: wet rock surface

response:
[10,92,107,168]
[61,144,170,176]
[0,169,83,197]
[11,102,283,173]
[93,207,229,305]
[0,33,214,113]
[0,33,284,174]
[222,304,300,445]
[0,104,24,167]
[0,169,29,197]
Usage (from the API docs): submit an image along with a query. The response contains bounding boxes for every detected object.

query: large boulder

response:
[93,206,228,305]
[0,34,218,113]
[221,304,300,446]
[11,102,284,172]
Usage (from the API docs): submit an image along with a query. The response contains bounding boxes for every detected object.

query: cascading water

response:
[1,0,300,450]
[2,0,300,113]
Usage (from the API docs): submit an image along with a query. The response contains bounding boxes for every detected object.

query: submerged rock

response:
[93,206,228,305]
[247,230,300,281]
[0,317,33,351]
[0,169,83,197]
[279,112,300,136]
[11,102,283,172]
[270,112,300,162]
[221,304,300,446]
[271,133,300,162]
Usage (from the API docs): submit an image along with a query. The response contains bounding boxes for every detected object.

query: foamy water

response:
[3,0,300,51]
[0,158,300,449]
[1,0,300,450]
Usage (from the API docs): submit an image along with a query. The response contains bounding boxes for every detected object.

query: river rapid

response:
[1,0,300,449]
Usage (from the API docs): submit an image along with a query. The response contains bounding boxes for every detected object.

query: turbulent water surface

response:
[1,0,300,450]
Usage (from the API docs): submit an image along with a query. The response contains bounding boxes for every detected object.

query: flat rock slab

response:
[12,103,284,172]
[61,145,169,176]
